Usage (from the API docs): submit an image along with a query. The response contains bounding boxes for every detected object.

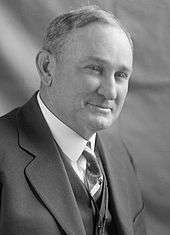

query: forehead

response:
[62,24,133,69]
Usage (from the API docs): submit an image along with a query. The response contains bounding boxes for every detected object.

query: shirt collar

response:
[37,92,96,162]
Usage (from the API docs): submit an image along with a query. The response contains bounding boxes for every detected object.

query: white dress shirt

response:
[37,92,96,182]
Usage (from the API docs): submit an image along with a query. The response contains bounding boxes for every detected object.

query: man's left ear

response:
[36,49,55,87]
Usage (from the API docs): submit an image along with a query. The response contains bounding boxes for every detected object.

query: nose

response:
[97,76,117,100]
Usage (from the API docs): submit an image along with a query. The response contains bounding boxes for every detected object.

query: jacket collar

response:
[17,93,86,235]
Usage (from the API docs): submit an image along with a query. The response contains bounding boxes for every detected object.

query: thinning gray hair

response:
[42,5,133,61]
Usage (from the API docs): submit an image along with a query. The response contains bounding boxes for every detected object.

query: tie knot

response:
[86,141,91,149]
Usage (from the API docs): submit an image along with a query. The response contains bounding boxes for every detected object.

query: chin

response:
[89,115,115,132]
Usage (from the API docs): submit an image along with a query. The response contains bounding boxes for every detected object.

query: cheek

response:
[117,84,128,103]
[81,75,100,92]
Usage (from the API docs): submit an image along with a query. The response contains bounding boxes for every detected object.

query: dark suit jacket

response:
[0,93,145,235]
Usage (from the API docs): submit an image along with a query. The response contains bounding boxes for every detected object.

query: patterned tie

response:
[81,143,103,197]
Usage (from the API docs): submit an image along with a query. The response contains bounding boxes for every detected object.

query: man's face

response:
[48,24,133,138]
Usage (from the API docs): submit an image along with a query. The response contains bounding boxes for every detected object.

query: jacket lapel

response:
[17,93,86,235]
[97,126,142,235]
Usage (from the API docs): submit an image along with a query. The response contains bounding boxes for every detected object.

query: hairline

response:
[42,7,133,62]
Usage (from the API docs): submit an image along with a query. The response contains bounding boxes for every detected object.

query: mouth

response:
[87,103,113,113]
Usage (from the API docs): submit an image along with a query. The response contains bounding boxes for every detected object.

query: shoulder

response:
[99,124,136,169]
[0,108,20,163]
[0,92,38,143]
[0,108,19,139]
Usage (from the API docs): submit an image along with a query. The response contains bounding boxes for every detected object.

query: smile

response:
[87,103,112,113]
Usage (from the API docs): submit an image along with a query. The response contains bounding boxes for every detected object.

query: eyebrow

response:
[82,56,133,73]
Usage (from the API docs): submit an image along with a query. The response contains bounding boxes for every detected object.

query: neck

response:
[39,89,96,140]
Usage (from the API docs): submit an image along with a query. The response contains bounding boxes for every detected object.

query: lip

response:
[87,103,112,113]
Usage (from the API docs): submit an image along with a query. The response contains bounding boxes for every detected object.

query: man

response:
[0,6,145,235]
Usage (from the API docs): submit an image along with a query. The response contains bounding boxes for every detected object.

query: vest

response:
[57,144,116,235]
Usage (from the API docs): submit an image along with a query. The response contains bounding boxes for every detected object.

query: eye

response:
[114,71,129,81]
[84,64,104,75]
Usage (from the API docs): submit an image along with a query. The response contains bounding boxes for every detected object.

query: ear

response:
[36,49,55,86]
